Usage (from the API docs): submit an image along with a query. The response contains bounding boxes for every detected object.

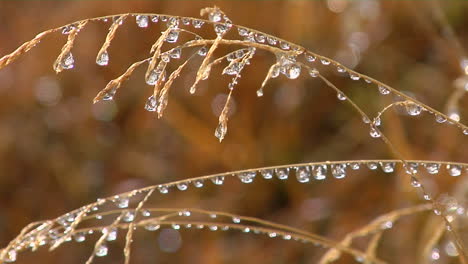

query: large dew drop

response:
[312,164,327,180]
[95,244,108,257]
[96,51,109,66]
[331,164,347,179]
[136,15,149,28]
[284,63,301,79]
[295,166,311,183]
[215,122,227,142]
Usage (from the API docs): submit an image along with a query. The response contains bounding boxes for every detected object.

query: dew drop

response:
[267,36,277,45]
[61,52,74,70]
[348,163,360,170]
[378,85,390,95]
[95,244,108,257]
[136,15,149,28]
[260,169,274,179]
[115,196,129,208]
[308,68,319,78]
[374,117,381,126]
[256,88,264,97]
[424,163,440,174]
[337,92,346,101]
[362,116,371,124]
[165,30,179,43]
[312,164,327,180]
[151,15,159,23]
[405,162,419,174]
[170,48,182,59]
[435,114,447,123]
[177,183,188,191]
[106,228,117,241]
[284,63,301,79]
[406,103,423,116]
[142,210,151,217]
[96,51,109,66]
[349,73,360,80]
[192,19,204,28]
[367,162,378,170]
[331,164,347,179]
[410,176,421,188]
[238,171,256,183]
[145,95,158,112]
[232,217,241,224]
[145,224,160,231]
[369,126,381,138]
[123,211,135,222]
[198,47,208,56]
[211,176,225,185]
[172,224,180,230]
[193,180,204,188]
[305,53,316,62]
[279,41,290,50]
[73,232,86,243]
[380,162,395,173]
[320,59,330,65]
[255,33,266,43]
[295,166,311,183]
[447,165,462,176]
[214,122,227,142]
[337,66,346,73]
[208,10,222,22]
[423,194,431,201]
[158,185,169,194]
[275,168,289,180]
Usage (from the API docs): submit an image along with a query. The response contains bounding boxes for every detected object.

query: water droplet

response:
[211,176,225,185]
[362,116,370,124]
[61,52,74,70]
[145,95,158,112]
[348,163,360,170]
[223,62,241,75]
[349,73,360,80]
[215,122,227,142]
[145,224,160,231]
[430,248,440,260]
[284,63,301,79]
[146,70,162,86]
[123,211,135,222]
[158,185,169,194]
[447,165,462,176]
[61,25,76,35]
[267,36,277,45]
[193,180,204,188]
[105,228,117,241]
[115,196,129,208]
[381,221,393,229]
[177,183,188,191]
[232,217,241,223]
[410,176,421,188]
[165,30,179,43]
[406,103,423,116]
[214,24,229,36]
[378,85,390,95]
[95,214,103,220]
[255,33,266,43]
[374,117,381,126]
[172,224,180,230]
[463,129,468,135]
[369,126,381,138]
[337,92,346,101]
[308,68,319,77]
[142,210,151,217]
[279,41,290,50]
[136,15,149,28]
[238,171,256,183]
[336,66,346,73]
[275,168,289,180]
[256,88,264,97]
[209,225,218,231]
[268,232,277,238]
[190,19,203,29]
[380,162,395,173]
[73,232,86,242]
[170,48,182,59]
[433,208,441,215]
[423,194,431,201]
[367,162,378,170]
[243,227,250,233]
[445,241,459,257]
[331,164,347,179]
[435,114,447,123]
[320,59,330,65]
[96,51,109,66]
[95,244,108,257]
[424,163,440,174]
[198,47,208,56]
[283,234,292,240]
[295,166,311,183]
[208,10,222,22]
[312,164,327,180]
[260,169,274,179]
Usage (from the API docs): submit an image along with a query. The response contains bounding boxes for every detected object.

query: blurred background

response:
[0,0,467,263]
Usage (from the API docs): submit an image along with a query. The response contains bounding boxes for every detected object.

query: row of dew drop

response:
[58,12,468,138]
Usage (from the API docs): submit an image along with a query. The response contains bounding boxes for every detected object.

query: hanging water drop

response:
[211,176,225,185]
[106,228,117,241]
[193,180,204,188]
[312,164,327,180]
[61,52,74,70]
[284,63,301,79]
[308,68,319,78]
[208,10,222,22]
[380,162,395,173]
[198,47,208,56]
[406,103,423,116]
[369,125,381,138]
[374,117,381,126]
[145,95,158,112]
[348,163,360,170]
[295,166,311,183]
[115,196,129,208]
[177,183,188,191]
[331,164,347,179]
[337,92,346,101]
[95,244,108,257]
[447,165,462,176]
[141,210,151,217]
[165,30,179,43]
[435,114,447,123]
[349,73,360,80]
[279,41,290,50]
[123,211,135,222]
[267,37,277,45]
[192,19,204,28]
[410,176,421,188]
[275,168,289,180]
[260,169,274,179]
[256,87,264,97]
[378,85,390,95]
[145,224,160,231]
[238,171,256,183]
[96,51,109,66]
[158,185,169,194]
[136,15,149,28]
[367,162,378,170]
[232,217,241,223]
[215,122,227,142]
[320,59,330,65]
[73,232,86,243]
[424,163,440,174]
